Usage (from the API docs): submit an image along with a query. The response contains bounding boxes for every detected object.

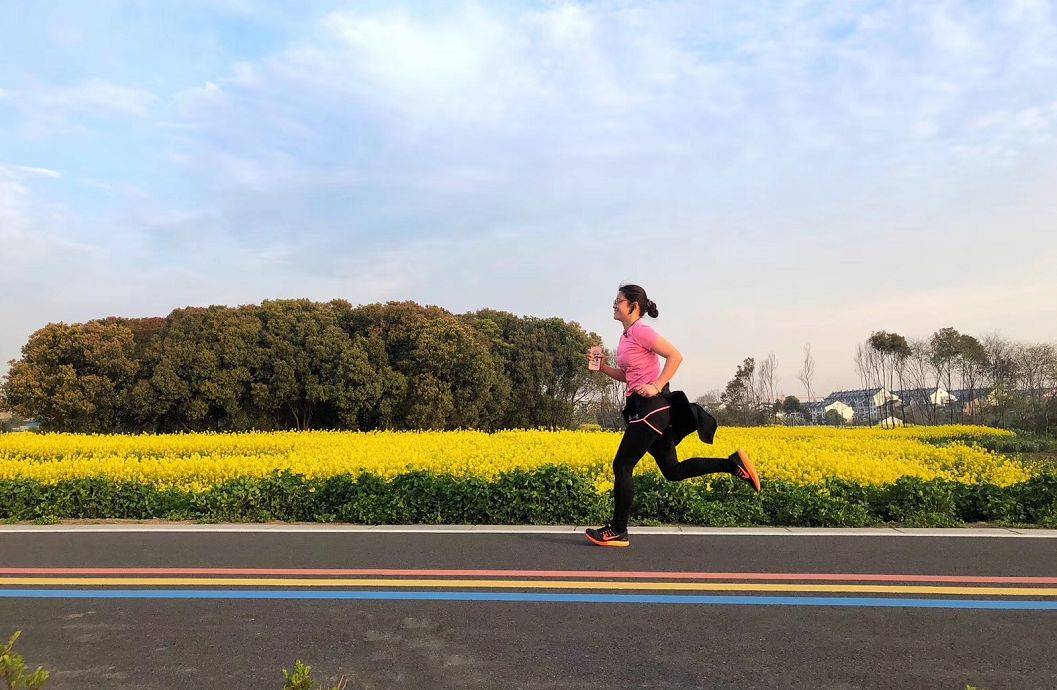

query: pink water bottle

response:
[588,346,603,371]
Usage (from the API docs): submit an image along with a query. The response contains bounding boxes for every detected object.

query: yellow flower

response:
[0,425,1031,493]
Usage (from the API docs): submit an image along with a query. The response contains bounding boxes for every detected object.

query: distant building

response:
[949,387,995,416]
[894,386,954,424]
[892,386,997,422]
[819,388,899,424]
[897,386,955,407]
[803,399,855,424]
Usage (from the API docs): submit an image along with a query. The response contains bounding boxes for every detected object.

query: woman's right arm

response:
[599,362,627,382]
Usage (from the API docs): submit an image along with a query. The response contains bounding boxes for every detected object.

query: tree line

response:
[1,299,605,433]
[701,329,1057,432]
[853,327,1057,431]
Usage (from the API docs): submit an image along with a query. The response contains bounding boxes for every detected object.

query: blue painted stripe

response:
[2,589,1057,610]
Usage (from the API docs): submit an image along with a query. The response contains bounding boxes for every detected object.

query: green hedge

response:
[2,466,1057,527]
[925,431,1057,454]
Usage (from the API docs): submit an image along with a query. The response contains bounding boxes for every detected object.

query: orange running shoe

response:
[585,524,630,547]
[731,449,761,492]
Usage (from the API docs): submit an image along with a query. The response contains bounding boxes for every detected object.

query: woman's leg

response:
[648,434,738,480]
[610,422,661,533]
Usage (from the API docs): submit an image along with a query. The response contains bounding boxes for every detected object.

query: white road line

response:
[0,525,1055,537]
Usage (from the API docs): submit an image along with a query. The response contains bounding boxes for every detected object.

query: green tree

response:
[130,305,262,431]
[3,321,139,432]
[252,300,383,430]
[720,357,757,424]
[956,334,987,421]
[3,298,603,432]
[868,331,911,427]
[459,309,599,429]
[929,327,963,423]
[405,315,501,429]
[338,301,506,430]
[823,408,844,426]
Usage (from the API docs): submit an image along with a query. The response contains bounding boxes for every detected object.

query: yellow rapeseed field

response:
[0,425,1032,492]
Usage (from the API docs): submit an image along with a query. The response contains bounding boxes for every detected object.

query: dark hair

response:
[618,284,659,318]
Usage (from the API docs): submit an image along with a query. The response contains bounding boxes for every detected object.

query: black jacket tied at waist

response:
[622,385,718,445]
[666,389,718,445]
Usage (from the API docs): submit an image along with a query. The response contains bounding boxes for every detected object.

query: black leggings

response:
[611,398,736,532]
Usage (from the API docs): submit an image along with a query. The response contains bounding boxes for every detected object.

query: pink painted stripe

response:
[1,567,1054,584]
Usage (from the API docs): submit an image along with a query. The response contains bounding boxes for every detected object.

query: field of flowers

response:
[2,425,1053,526]
[0,424,1033,492]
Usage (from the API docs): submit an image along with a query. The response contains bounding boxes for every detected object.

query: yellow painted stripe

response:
[1,577,1055,597]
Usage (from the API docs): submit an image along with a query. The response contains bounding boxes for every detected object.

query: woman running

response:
[585,284,761,547]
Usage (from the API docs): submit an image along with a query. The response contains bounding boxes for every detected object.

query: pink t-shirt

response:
[615,320,662,398]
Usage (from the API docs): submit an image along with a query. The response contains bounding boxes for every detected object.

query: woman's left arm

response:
[634,336,682,396]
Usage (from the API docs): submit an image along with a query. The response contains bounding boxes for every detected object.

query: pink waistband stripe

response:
[637,405,670,418]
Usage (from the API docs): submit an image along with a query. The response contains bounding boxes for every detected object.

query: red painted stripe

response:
[0,567,1054,584]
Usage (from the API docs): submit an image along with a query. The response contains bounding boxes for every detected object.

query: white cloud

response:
[5,2,1057,394]
[169,1,1057,200]
[80,178,148,199]
[7,78,157,137]
[0,163,99,258]
[55,78,157,116]
[1,163,61,179]
[173,81,226,118]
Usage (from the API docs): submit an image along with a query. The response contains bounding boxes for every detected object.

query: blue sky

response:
[2,0,1056,397]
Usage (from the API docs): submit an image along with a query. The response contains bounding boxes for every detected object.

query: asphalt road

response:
[2,527,1056,689]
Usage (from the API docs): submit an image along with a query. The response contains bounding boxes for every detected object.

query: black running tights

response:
[611,423,736,532]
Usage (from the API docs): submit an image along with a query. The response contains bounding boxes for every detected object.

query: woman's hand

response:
[634,383,661,397]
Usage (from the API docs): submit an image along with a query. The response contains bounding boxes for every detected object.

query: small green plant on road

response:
[1,631,50,689]
[282,659,348,690]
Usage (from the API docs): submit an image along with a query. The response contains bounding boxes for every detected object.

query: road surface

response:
[1,525,1055,688]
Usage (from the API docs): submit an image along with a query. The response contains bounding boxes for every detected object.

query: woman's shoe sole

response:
[585,532,630,547]
[734,449,762,492]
